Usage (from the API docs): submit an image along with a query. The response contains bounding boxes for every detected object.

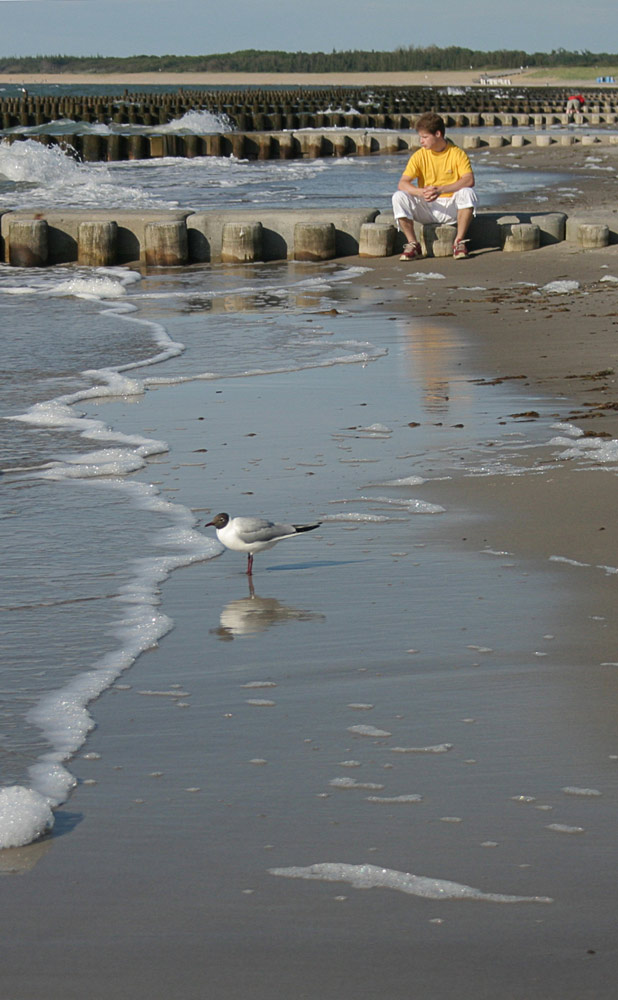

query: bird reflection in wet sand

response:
[211,578,325,640]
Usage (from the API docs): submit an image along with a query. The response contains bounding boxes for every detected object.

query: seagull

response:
[205,512,321,575]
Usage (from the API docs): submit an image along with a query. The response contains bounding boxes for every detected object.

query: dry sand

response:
[2,150,618,998]
[0,70,611,88]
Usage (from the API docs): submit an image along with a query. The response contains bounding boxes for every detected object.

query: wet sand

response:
[2,159,618,997]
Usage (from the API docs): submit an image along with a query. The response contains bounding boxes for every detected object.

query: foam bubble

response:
[366,794,423,803]
[391,744,452,754]
[323,513,396,523]
[549,555,590,568]
[52,276,128,300]
[347,725,392,737]
[0,787,54,849]
[561,787,602,797]
[356,495,446,514]
[359,423,392,435]
[542,280,580,294]
[329,778,385,790]
[269,862,552,903]
[376,476,427,487]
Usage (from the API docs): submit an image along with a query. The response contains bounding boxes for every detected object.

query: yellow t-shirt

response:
[403,142,472,198]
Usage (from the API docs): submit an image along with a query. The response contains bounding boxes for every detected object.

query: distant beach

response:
[0,69,611,88]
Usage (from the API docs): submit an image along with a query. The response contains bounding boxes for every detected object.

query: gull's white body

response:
[206,513,321,574]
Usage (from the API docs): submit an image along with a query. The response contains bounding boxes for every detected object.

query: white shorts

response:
[392,188,478,228]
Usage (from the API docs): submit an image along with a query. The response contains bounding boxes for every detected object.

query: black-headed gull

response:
[205,512,321,575]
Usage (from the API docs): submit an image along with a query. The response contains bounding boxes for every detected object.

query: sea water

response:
[0,118,573,212]
[0,130,608,849]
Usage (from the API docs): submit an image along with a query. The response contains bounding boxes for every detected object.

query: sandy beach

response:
[0,69,613,88]
[2,141,618,997]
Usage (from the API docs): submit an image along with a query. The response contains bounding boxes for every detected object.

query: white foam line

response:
[0,271,219,850]
[391,744,453,754]
[142,342,388,387]
[131,265,372,304]
[269,862,553,903]
[0,479,218,849]
[4,272,185,476]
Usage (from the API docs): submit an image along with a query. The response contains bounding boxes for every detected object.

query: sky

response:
[0,0,616,58]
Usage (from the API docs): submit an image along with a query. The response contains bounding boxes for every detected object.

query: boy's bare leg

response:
[455,207,474,243]
[398,216,419,244]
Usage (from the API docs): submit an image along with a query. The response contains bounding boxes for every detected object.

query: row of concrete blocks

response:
[1,209,614,268]
[6,108,618,131]
[4,129,618,164]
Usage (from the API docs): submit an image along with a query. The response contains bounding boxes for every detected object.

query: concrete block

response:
[420,223,456,258]
[186,208,378,262]
[8,219,48,266]
[298,133,324,158]
[500,222,541,252]
[144,221,188,266]
[221,221,263,263]
[0,209,191,264]
[530,212,567,245]
[358,222,396,257]
[294,222,336,261]
[575,222,609,248]
[78,220,118,266]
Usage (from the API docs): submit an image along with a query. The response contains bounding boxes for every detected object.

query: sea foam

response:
[0,787,54,850]
[0,269,217,848]
[269,862,553,903]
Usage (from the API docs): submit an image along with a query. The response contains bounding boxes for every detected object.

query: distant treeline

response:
[1,47,617,74]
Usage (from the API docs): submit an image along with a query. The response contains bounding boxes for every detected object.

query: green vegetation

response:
[1,47,618,74]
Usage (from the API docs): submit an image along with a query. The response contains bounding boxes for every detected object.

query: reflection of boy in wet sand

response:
[392,112,478,260]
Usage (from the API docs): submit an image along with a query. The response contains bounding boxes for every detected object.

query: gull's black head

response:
[206,512,230,529]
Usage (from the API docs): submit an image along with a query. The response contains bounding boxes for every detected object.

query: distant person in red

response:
[566,94,585,116]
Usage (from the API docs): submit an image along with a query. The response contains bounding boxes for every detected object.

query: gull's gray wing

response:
[232,517,296,543]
